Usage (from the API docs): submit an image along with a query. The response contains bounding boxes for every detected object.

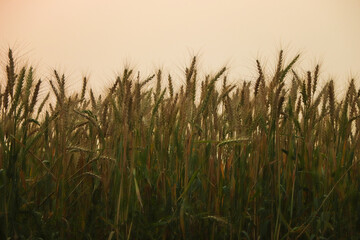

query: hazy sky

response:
[1,0,360,93]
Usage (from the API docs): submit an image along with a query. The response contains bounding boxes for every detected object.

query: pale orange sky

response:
[1,0,360,93]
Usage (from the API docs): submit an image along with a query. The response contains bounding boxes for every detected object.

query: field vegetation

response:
[0,49,359,239]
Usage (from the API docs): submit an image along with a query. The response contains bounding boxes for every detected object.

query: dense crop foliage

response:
[0,49,359,239]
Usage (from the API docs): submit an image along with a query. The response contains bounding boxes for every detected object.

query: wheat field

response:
[0,49,359,239]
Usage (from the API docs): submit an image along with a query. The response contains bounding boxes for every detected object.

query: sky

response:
[1,0,360,94]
